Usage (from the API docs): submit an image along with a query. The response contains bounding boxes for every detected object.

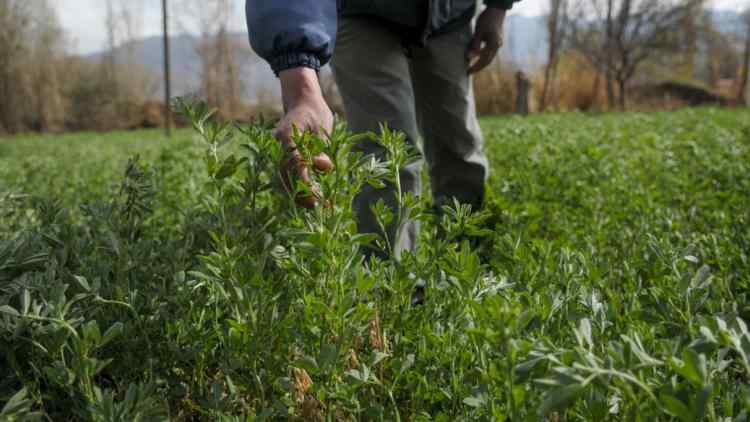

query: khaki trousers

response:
[332,17,488,258]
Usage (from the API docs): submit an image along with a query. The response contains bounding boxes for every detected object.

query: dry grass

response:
[532,52,607,112]
[472,61,519,115]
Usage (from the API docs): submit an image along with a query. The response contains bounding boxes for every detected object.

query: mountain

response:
[84,16,550,102]
[83,11,744,102]
[85,32,279,102]
[710,9,746,37]
[502,15,549,72]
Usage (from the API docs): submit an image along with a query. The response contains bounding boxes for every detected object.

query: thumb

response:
[312,153,334,172]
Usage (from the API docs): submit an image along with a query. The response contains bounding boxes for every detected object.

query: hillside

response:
[84,15,550,102]
[83,11,744,102]
[85,32,278,102]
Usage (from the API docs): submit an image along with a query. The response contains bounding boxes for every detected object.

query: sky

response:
[56,0,747,55]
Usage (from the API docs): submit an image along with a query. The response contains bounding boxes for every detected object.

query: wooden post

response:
[737,15,750,106]
[162,0,172,137]
[515,71,530,115]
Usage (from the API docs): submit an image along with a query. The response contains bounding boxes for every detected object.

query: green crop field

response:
[1,106,749,421]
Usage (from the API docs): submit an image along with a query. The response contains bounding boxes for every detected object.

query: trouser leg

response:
[409,22,488,211]
[331,17,422,259]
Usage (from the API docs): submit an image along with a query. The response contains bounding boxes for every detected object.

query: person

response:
[245,0,518,259]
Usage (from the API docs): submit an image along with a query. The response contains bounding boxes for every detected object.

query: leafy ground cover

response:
[0,106,749,421]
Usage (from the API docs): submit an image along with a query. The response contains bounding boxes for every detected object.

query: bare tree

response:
[28,0,66,131]
[104,2,151,92]
[699,13,739,89]
[540,0,568,111]
[181,0,245,119]
[568,0,701,109]
[674,0,705,80]
[162,0,172,136]
[0,0,31,132]
[0,0,72,133]
[98,0,156,128]
[104,0,119,98]
[701,12,720,87]
[738,9,750,105]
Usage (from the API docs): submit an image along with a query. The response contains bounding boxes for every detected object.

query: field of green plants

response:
[1,106,749,421]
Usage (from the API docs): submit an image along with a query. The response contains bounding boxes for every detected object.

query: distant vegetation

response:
[0,0,748,135]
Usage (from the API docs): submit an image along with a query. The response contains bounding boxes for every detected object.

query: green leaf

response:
[689,265,711,290]
[74,275,91,292]
[319,344,338,370]
[397,354,415,378]
[351,233,379,245]
[660,393,692,421]
[699,326,717,343]
[691,384,712,421]
[0,305,19,317]
[215,155,246,179]
[1,387,30,414]
[670,349,706,387]
[515,355,545,380]
[346,368,370,383]
[539,384,584,415]
[577,318,592,348]
[21,289,30,315]
[293,355,319,374]
[101,322,124,347]
[372,352,389,367]
[83,320,101,345]
[92,357,113,375]
[463,395,486,408]
[206,153,218,175]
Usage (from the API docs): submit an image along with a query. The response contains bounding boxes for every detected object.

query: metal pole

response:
[162,0,172,137]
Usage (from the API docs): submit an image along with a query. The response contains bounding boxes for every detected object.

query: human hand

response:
[276,67,334,208]
[467,7,506,74]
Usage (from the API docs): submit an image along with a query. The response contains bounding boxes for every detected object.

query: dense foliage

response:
[1,106,749,421]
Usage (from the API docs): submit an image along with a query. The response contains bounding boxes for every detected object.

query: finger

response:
[312,153,334,172]
[467,47,498,74]
[273,124,293,149]
[296,181,323,209]
[280,149,310,192]
[284,166,320,209]
[296,192,318,209]
[466,33,484,61]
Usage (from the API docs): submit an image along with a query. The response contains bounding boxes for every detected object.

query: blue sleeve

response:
[485,0,519,9]
[246,0,338,76]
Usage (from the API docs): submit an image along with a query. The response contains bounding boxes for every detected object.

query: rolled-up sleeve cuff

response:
[485,0,516,9]
[269,52,322,75]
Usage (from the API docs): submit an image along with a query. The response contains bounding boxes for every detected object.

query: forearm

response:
[485,0,518,10]
[279,68,324,112]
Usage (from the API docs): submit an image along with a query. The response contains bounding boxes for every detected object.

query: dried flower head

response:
[368,312,385,351]
[346,348,359,370]
[300,395,325,422]
[291,367,312,404]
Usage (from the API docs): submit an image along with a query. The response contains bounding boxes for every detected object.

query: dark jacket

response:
[246,0,519,75]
